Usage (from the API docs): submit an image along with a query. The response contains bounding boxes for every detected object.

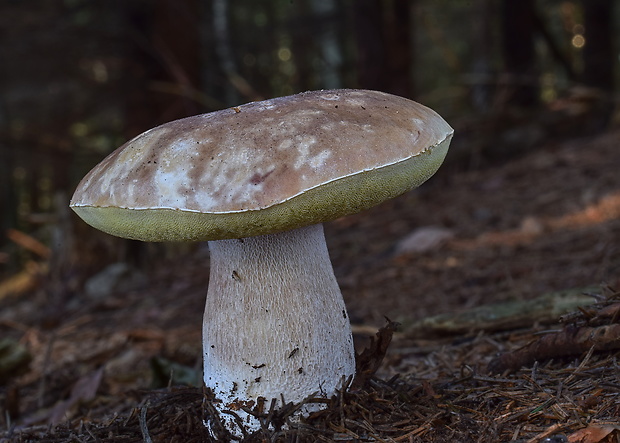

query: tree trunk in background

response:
[309,0,343,90]
[0,146,17,248]
[470,0,495,111]
[0,101,16,241]
[354,0,413,98]
[384,0,413,98]
[501,0,538,107]
[290,0,313,91]
[212,0,241,105]
[582,0,614,91]
[152,0,203,119]
[581,0,615,132]
[354,0,384,91]
[123,0,201,139]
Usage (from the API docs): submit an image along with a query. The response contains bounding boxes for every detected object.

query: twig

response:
[488,324,620,373]
[6,229,51,259]
[139,402,153,443]
[524,422,570,443]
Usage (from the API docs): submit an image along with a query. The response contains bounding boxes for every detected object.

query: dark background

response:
[0,0,618,309]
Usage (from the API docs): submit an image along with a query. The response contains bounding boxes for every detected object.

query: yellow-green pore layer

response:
[71,138,450,242]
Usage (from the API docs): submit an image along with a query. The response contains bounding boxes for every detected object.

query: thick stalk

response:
[203,224,355,434]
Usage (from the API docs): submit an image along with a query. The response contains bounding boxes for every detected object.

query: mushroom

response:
[69,89,453,437]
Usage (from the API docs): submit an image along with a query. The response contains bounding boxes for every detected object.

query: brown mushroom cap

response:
[70,89,453,241]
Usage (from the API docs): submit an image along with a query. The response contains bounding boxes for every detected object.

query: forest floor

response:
[1,125,619,442]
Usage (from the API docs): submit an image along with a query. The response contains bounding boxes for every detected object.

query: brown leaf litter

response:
[3,302,620,442]
[2,129,620,441]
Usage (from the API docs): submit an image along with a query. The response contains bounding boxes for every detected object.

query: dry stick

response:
[393,412,442,442]
[524,422,572,443]
[562,345,595,386]
[488,323,620,374]
[139,402,153,443]
[84,422,99,442]
[6,228,51,259]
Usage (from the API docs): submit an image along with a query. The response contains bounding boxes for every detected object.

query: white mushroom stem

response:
[203,223,355,435]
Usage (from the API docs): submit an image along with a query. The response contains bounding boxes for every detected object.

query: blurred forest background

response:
[0,0,618,294]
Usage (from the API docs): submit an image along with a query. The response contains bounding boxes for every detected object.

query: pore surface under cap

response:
[70,89,453,241]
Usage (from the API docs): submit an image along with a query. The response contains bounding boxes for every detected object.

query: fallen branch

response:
[488,323,620,374]
[406,290,596,338]
[6,229,51,259]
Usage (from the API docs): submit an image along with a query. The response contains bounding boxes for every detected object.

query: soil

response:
[1,127,619,442]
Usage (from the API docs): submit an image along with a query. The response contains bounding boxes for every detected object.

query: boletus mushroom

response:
[70,89,453,437]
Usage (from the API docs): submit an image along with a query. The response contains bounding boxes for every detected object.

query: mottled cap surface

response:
[70,89,453,241]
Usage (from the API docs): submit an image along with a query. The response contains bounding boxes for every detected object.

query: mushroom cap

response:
[70,89,453,241]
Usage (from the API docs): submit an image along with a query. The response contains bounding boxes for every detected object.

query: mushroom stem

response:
[203,223,355,435]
